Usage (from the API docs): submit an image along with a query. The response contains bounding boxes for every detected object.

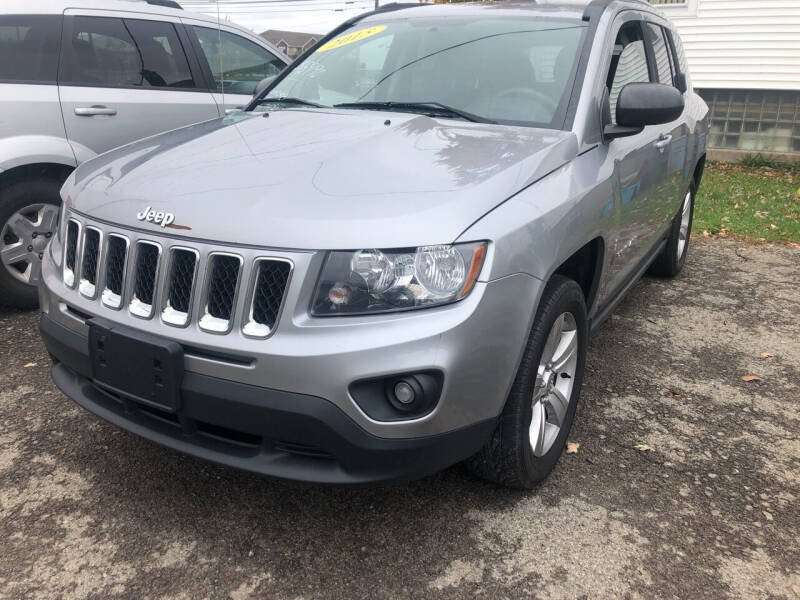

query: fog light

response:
[393,381,415,405]
[350,371,443,421]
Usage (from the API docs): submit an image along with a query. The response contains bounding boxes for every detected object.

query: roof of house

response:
[260,29,319,49]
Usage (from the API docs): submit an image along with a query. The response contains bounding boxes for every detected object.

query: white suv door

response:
[58,10,220,162]
[183,22,287,114]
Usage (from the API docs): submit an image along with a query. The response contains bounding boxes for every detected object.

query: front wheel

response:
[467,275,588,489]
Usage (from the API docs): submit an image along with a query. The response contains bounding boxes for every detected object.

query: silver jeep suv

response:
[0,0,286,307]
[39,0,709,488]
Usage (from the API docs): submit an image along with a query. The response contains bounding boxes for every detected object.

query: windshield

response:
[257,17,585,128]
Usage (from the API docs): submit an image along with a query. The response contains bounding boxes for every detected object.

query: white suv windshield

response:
[261,17,585,128]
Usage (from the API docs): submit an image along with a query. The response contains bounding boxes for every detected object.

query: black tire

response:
[0,178,63,309]
[467,275,588,489]
[648,180,696,278]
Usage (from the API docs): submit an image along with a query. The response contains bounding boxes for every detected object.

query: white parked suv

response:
[0,0,287,307]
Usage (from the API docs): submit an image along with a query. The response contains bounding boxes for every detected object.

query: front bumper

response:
[41,314,497,484]
[39,233,543,483]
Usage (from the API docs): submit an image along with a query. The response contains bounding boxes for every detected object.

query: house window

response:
[700,89,800,154]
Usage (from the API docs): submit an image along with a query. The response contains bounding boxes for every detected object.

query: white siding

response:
[658,0,800,90]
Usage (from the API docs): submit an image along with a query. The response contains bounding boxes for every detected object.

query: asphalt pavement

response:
[1,238,798,599]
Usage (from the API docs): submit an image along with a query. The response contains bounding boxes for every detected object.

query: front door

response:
[601,19,670,296]
[58,13,219,162]
[644,21,690,229]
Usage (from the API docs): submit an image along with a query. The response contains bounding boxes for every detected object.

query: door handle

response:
[75,105,117,117]
[655,134,672,152]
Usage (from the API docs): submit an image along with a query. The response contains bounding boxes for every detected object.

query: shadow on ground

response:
[1,239,798,599]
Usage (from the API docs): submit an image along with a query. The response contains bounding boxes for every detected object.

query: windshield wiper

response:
[256,96,324,108]
[334,101,494,124]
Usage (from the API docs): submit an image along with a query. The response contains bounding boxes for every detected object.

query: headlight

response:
[312,242,487,316]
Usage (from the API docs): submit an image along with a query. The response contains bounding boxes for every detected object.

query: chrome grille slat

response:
[62,214,292,336]
[130,241,161,319]
[199,253,242,333]
[243,259,292,338]
[79,227,102,298]
[102,234,129,309]
[63,219,80,288]
[162,247,198,327]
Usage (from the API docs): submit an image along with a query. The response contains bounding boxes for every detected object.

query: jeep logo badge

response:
[136,206,175,228]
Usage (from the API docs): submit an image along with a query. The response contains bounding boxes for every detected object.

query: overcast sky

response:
[180,0,385,35]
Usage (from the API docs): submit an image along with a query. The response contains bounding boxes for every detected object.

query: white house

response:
[653,0,800,158]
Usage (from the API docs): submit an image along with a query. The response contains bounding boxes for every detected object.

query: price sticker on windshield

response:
[317,26,387,52]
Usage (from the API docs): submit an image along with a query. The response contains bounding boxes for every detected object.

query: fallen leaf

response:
[665,390,681,399]
[23,362,37,368]
[634,443,653,452]
[566,442,580,454]
[760,352,774,359]
[741,375,761,382]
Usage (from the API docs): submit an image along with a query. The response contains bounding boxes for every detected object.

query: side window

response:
[62,16,195,88]
[607,23,651,124]
[194,27,285,95]
[0,15,62,83]
[662,27,678,86]
[123,19,195,88]
[62,17,140,86]
[669,28,688,76]
[666,28,689,92]
[645,23,673,86]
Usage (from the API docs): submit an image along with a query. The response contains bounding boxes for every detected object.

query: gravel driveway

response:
[1,238,798,600]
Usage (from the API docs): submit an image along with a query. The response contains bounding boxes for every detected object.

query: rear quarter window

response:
[0,15,62,83]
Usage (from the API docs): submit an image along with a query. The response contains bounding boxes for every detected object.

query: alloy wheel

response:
[1,203,59,285]
[529,312,578,457]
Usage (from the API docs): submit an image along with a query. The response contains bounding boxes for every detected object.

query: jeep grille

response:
[60,214,292,338]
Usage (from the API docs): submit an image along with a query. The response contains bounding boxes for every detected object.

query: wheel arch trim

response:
[0,135,78,174]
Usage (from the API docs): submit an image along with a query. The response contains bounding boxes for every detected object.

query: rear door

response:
[184,23,287,114]
[58,10,219,161]
[0,14,70,166]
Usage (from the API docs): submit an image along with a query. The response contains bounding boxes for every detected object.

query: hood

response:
[66,109,577,250]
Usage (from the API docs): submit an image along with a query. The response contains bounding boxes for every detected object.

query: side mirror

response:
[604,82,684,140]
[252,75,276,98]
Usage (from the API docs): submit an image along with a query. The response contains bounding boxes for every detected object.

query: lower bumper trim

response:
[41,314,496,484]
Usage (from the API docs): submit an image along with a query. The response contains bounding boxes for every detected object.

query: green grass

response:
[695,161,800,243]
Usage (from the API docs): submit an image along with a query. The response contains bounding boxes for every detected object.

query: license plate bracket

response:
[88,319,184,411]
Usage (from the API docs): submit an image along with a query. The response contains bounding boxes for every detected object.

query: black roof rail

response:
[144,0,183,9]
